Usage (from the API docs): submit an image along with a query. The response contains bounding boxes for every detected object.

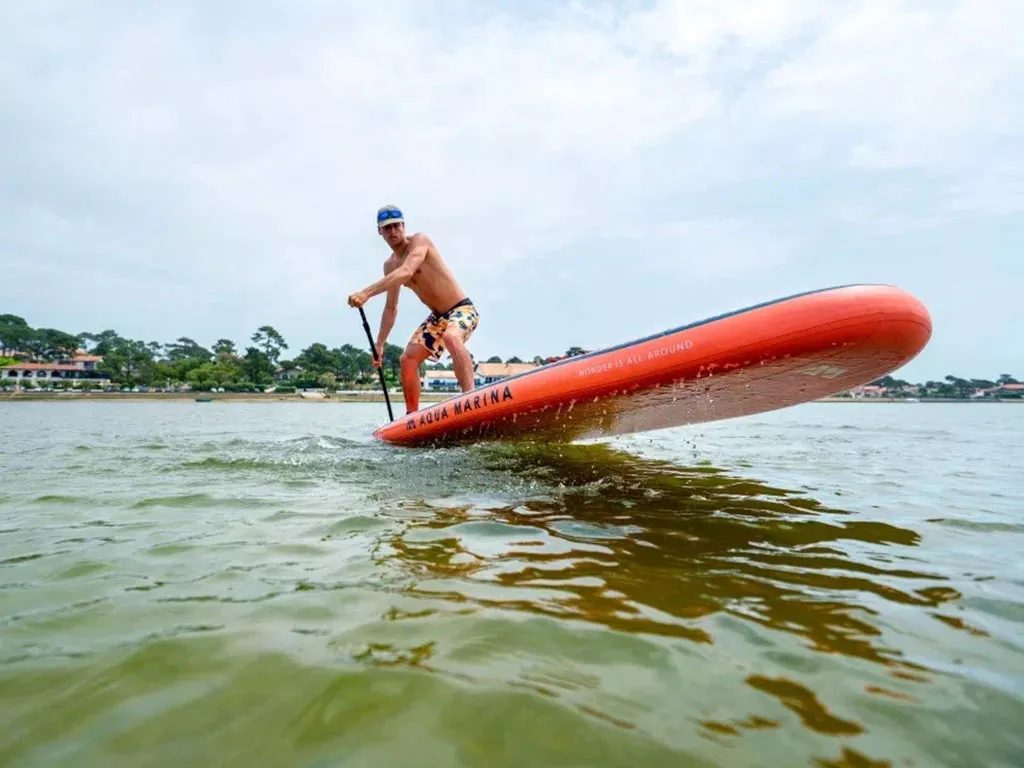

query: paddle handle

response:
[358,306,394,422]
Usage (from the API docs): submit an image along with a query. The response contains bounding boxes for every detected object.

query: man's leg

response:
[400,343,432,414]
[442,331,475,392]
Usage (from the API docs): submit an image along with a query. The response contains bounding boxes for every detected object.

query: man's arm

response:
[376,284,399,354]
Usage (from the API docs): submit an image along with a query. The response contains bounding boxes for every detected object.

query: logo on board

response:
[406,385,515,431]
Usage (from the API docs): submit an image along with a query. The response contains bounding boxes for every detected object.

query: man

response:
[347,205,480,415]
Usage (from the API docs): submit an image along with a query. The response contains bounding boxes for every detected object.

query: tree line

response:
[0,313,395,391]
[2,313,1017,395]
[0,314,580,392]
[868,374,1021,398]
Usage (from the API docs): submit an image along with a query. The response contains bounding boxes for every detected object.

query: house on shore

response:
[475,362,539,384]
[982,383,1024,398]
[850,384,888,398]
[421,361,540,391]
[1,353,109,386]
[421,369,482,391]
[275,364,304,381]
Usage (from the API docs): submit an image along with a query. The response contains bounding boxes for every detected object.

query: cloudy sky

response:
[1,0,1021,381]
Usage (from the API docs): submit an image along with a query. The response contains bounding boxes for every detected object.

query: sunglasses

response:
[377,209,404,224]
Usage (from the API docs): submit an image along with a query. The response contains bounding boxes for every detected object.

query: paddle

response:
[358,306,394,422]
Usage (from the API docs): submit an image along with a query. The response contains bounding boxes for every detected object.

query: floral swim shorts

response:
[411,298,480,362]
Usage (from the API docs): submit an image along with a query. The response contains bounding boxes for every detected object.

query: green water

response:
[1,402,1022,767]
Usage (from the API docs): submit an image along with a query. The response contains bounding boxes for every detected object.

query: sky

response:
[1,0,1021,383]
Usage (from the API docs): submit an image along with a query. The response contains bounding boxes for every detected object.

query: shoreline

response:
[1,391,1020,404]
[0,390,440,403]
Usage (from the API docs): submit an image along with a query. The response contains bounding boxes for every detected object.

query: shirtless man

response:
[347,205,479,414]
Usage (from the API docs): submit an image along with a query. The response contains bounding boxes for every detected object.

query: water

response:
[1,401,1022,767]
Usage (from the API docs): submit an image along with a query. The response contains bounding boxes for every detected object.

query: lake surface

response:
[1,401,1022,767]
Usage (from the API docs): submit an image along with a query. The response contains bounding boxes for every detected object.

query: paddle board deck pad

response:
[372,284,932,447]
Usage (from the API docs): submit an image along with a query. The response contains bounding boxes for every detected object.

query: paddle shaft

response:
[358,306,394,422]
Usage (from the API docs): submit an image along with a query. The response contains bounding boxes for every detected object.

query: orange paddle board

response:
[373,284,932,446]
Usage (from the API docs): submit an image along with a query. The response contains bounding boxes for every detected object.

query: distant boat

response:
[195,397,213,403]
[905,397,920,403]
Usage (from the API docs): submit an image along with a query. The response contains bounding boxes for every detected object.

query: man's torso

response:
[386,233,466,314]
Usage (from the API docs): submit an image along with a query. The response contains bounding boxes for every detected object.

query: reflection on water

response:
[380,442,978,754]
[392,444,949,648]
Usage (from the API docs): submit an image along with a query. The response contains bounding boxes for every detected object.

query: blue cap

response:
[376,205,404,229]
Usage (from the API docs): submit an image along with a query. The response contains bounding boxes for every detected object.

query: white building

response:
[421,369,484,391]
[2,354,109,385]
[421,362,539,391]
[475,362,539,384]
